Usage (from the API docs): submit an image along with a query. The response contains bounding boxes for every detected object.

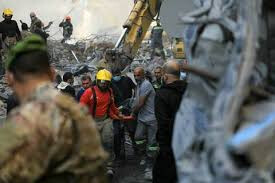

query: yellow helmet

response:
[96,69,112,81]
[3,8,13,16]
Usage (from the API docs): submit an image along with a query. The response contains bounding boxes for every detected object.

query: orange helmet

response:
[65,16,71,21]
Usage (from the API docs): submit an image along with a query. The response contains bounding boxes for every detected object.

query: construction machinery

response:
[106,0,192,70]
[172,37,185,59]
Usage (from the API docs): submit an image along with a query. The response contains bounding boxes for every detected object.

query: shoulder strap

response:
[107,89,113,116]
[91,86,97,117]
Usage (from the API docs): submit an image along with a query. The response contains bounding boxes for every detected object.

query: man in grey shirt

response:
[132,67,158,157]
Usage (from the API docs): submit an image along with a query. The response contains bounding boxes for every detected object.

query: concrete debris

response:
[173,0,275,183]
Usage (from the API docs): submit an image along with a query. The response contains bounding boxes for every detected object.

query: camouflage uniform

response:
[0,83,108,183]
[30,17,42,33]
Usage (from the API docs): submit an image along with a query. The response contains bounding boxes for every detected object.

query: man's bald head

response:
[134,67,145,75]
[163,60,181,79]
[134,67,145,84]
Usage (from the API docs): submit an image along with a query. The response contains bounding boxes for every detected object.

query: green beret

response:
[5,35,47,69]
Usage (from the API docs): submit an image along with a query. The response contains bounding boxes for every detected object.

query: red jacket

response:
[80,86,120,119]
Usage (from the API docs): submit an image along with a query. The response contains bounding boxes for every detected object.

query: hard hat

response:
[30,12,36,17]
[65,16,71,20]
[3,9,13,16]
[96,69,112,81]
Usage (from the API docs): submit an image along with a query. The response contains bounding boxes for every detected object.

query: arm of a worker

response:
[132,96,147,115]
[109,91,121,120]
[43,22,53,30]
[132,82,151,115]
[15,22,22,40]
[59,22,64,27]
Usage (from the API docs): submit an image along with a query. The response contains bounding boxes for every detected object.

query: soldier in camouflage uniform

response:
[30,12,42,33]
[0,35,108,183]
[29,12,52,33]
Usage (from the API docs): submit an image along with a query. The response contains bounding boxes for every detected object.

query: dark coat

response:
[153,80,187,183]
[155,80,187,152]
[61,85,75,98]
[0,19,21,41]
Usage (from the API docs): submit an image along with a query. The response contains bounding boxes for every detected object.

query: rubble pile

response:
[0,77,12,122]
[48,39,114,66]
[48,39,116,84]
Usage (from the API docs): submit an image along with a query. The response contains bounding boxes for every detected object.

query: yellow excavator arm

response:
[115,0,161,59]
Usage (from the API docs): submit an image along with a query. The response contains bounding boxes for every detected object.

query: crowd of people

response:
[0,7,190,183]
[0,8,73,75]
[0,8,73,62]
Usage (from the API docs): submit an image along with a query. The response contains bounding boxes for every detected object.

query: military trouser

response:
[94,117,114,154]
[94,117,114,177]
[135,120,158,158]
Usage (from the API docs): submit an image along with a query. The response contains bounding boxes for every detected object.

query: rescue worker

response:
[1,35,108,182]
[153,60,187,183]
[80,69,132,178]
[21,23,32,39]
[111,69,137,161]
[0,9,21,50]
[0,8,21,75]
[29,12,41,33]
[152,66,163,90]
[132,67,158,180]
[29,12,52,33]
[59,16,73,43]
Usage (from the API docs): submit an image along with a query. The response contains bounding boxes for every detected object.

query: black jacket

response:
[0,19,21,41]
[112,76,136,102]
[155,80,187,152]
[62,85,75,98]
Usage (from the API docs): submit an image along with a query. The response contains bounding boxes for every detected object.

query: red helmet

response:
[65,16,71,21]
